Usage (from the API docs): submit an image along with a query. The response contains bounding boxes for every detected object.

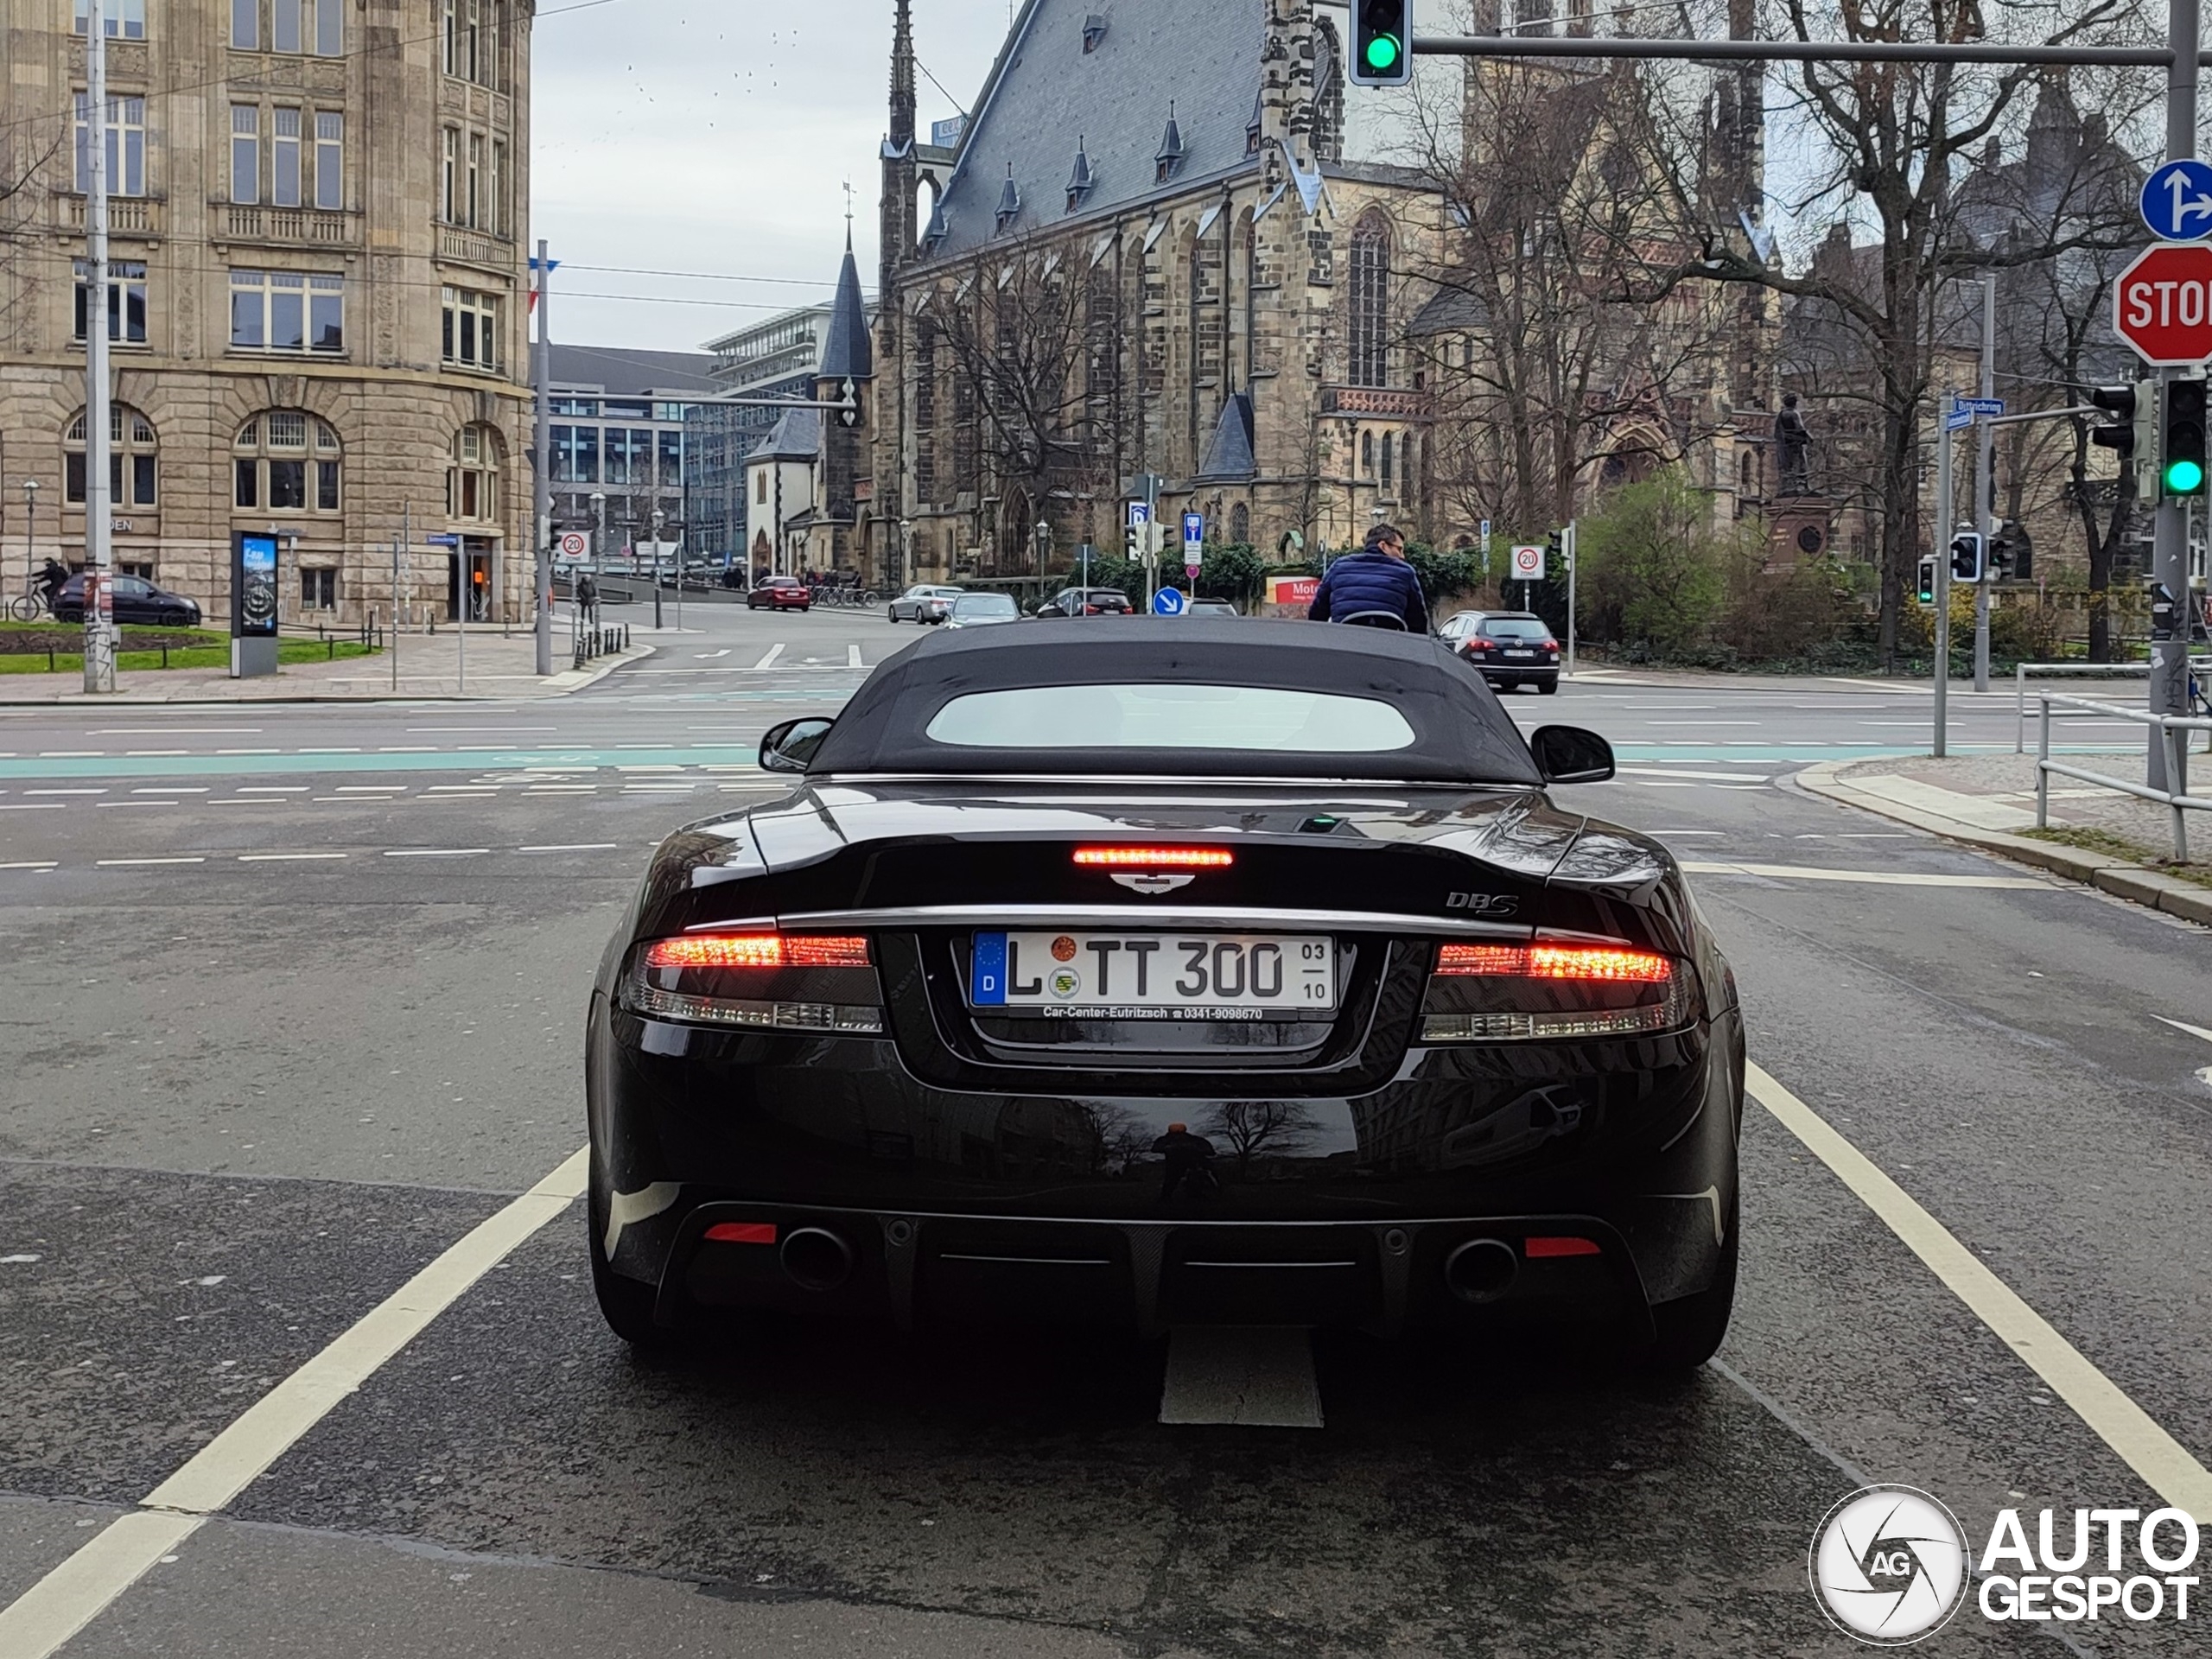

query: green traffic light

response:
[1364,34,1401,70]
[2165,457,2206,493]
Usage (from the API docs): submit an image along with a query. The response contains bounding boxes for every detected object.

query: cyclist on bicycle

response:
[35,559,68,614]
[1306,524,1428,632]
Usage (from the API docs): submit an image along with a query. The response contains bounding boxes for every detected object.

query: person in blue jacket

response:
[1306,523,1429,632]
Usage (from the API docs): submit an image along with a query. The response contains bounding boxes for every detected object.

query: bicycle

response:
[4,593,48,622]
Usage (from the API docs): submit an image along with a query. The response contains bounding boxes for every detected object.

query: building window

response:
[550,425,598,484]
[441,286,501,372]
[272,107,302,207]
[230,105,258,203]
[448,425,501,522]
[657,428,683,486]
[231,0,256,48]
[466,133,482,227]
[442,128,458,221]
[1313,19,1346,165]
[74,0,147,39]
[1381,432,1395,486]
[604,429,652,486]
[1360,429,1374,475]
[755,470,766,504]
[313,0,341,54]
[65,404,159,509]
[314,111,342,210]
[550,396,595,417]
[301,567,337,610]
[273,0,301,53]
[443,0,480,80]
[1347,213,1391,389]
[234,411,340,512]
[73,259,148,344]
[74,95,147,197]
[230,270,344,353]
[1230,501,1249,544]
[488,140,505,235]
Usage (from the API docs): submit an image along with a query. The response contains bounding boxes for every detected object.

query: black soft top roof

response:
[805,618,1544,784]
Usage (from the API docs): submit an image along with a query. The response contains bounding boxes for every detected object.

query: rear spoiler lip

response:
[685,904,1537,938]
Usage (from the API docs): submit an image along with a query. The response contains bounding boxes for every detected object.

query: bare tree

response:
[0,95,64,349]
[1198,1101,1319,1171]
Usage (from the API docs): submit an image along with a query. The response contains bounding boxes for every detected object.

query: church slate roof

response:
[817,246,873,383]
[928,0,1262,257]
[1196,391,1256,480]
[751,407,822,463]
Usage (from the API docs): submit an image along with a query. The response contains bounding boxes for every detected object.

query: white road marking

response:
[1747,1064,2212,1519]
[2155,1015,2212,1046]
[0,804,66,810]
[235,786,308,794]
[382,848,490,857]
[38,751,104,757]
[25,789,105,796]
[1618,766,1777,783]
[848,644,863,668]
[124,749,188,756]
[237,852,346,862]
[0,861,58,869]
[751,644,786,671]
[0,1150,589,1659]
[295,747,360,754]
[95,857,204,867]
[1681,861,2049,889]
[90,728,262,734]
[518,842,620,853]
[216,748,279,754]
[1159,1327,1324,1428]
[134,786,207,794]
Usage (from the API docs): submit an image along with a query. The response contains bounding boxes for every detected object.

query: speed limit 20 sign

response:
[1510,543,1545,580]
[557,531,588,559]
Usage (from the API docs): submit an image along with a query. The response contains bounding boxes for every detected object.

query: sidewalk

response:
[1801,751,2212,927]
[0,622,651,703]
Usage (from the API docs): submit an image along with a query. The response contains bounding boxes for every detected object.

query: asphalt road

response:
[3,613,2207,1656]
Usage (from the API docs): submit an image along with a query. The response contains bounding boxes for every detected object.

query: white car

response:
[888,583,964,624]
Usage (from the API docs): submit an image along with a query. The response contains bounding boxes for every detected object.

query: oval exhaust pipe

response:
[1443,1237,1518,1305]
[779,1227,855,1292]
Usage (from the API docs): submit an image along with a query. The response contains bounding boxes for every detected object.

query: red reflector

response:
[646,933,871,969]
[1523,1236,1601,1258]
[1435,943,1672,983]
[1072,846,1235,869]
[703,1222,779,1245]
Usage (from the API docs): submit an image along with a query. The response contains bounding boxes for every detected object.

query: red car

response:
[747,575,811,612]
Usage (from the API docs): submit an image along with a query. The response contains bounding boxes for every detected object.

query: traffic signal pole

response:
[1974,272,1997,694]
[1933,401,1955,756]
[2152,0,2200,794]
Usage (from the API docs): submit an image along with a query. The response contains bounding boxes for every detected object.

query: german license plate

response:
[1503,648,1535,658]
[970,931,1335,1017]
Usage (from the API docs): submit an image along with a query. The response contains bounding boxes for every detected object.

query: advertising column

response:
[232,531,280,678]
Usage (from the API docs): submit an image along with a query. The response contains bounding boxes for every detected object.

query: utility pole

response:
[2152,0,2200,793]
[389,515,401,694]
[1563,518,1578,677]
[81,0,116,693]
[532,240,553,677]
[1933,397,1955,757]
[1974,270,1996,694]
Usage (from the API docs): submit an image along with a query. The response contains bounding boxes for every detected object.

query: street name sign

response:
[424,533,461,548]
[1957,397,2005,416]
[2141,160,2212,241]
[2114,243,2212,365]
[1943,405,1974,432]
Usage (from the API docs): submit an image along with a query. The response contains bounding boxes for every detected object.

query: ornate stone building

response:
[0,0,536,626]
[863,0,1770,586]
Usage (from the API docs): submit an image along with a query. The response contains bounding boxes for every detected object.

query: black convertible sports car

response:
[586,620,1744,1367]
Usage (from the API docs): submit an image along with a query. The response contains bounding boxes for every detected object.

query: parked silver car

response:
[887,584,964,624]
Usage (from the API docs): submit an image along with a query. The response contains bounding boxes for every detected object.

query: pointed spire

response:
[1067,136,1094,209]
[995,162,1022,231]
[889,0,916,149]
[1157,101,1185,182]
[925,194,949,248]
[818,241,872,384]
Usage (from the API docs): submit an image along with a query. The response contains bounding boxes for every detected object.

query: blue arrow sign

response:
[1151,587,1186,616]
[2142,160,2212,241]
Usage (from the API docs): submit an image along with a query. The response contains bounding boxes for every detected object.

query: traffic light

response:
[1350,0,1414,88]
[1125,520,1141,561]
[1949,531,1985,583]
[1545,528,1562,572]
[1988,519,2030,582]
[1916,556,1937,606]
[2161,377,2208,496]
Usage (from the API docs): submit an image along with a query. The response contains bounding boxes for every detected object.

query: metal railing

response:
[2035,693,2212,861]
[2014,658,2212,751]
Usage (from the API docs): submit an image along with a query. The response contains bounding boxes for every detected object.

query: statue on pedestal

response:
[1776,391,1815,497]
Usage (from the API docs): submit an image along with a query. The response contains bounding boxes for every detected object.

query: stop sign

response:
[2115,243,2212,365]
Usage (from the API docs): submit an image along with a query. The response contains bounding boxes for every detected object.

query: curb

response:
[539,642,655,696]
[1795,760,2212,929]
[0,642,655,705]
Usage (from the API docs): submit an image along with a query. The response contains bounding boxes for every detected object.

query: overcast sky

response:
[532,0,1012,355]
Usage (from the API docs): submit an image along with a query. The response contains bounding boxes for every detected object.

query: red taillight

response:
[704,1222,779,1245]
[1465,639,1495,652]
[1073,846,1235,869]
[1524,1236,1601,1259]
[1435,943,1673,983]
[645,933,871,969]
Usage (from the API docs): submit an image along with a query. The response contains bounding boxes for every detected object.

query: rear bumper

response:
[587,995,1742,1338]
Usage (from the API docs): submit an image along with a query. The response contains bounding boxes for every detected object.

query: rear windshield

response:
[1482,618,1551,639]
[925,684,1416,752]
[954,593,1019,617]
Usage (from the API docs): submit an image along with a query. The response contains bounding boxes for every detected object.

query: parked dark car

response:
[586,621,1742,1371]
[1437,610,1561,693]
[52,572,202,627]
[1037,586,1135,617]
[747,575,812,612]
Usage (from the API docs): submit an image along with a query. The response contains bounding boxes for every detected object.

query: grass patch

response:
[0,639,377,675]
[2018,825,2212,888]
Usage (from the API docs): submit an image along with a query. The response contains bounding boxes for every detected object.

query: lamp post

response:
[22,478,39,601]
[1034,518,1050,585]
[654,505,671,632]
[898,518,912,592]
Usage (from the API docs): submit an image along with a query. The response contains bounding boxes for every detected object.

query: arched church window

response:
[1360,430,1375,474]
[1348,213,1390,388]
[1313,19,1345,164]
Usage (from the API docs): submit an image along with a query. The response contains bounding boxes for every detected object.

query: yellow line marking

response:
[1747,1064,2212,1518]
[0,1147,589,1658]
[1681,860,2049,890]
